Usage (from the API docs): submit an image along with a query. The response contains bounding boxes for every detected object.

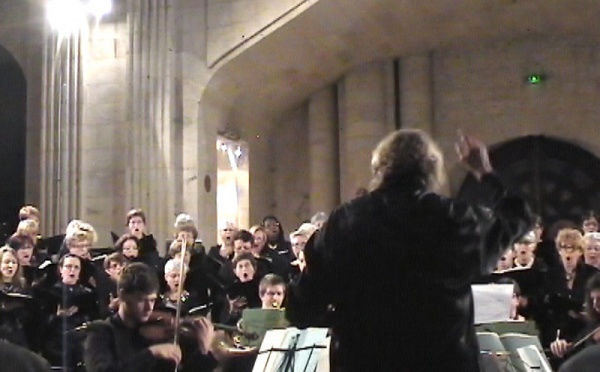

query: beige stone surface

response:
[4,0,600,248]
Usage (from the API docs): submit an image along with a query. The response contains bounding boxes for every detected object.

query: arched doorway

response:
[0,45,26,240]
[458,135,600,228]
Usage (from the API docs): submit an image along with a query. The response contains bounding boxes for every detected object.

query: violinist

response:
[0,246,31,348]
[550,273,600,367]
[84,262,217,372]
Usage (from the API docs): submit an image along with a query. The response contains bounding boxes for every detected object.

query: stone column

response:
[40,30,83,236]
[339,62,389,201]
[400,53,434,133]
[126,0,177,250]
[308,86,339,214]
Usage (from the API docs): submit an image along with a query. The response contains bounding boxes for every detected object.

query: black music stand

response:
[252,328,329,372]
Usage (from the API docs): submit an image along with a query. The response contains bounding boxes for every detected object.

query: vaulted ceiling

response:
[205,0,600,132]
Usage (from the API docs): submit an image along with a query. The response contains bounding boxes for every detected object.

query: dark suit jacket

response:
[286,173,533,372]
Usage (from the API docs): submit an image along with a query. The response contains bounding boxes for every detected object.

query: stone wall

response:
[265,37,600,233]
[206,0,312,66]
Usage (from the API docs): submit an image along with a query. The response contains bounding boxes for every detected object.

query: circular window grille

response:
[457,135,600,227]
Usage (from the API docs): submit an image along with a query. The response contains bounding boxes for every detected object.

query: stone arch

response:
[0,45,26,239]
[458,135,600,228]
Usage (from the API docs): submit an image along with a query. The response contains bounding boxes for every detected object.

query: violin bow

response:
[172,240,188,369]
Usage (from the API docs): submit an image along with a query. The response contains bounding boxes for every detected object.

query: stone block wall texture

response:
[206,0,309,66]
[268,38,600,233]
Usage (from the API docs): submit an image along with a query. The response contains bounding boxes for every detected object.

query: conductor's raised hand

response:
[455,130,493,180]
[193,317,215,354]
[148,343,182,365]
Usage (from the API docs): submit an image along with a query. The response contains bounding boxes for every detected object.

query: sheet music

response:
[253,327,330,372]
[472,284,514,324]
[516,345,552,372]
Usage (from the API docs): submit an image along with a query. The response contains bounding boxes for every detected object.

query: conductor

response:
[286,129,534,372]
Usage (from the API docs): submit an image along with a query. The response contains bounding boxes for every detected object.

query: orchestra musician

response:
[259,274,286,310]
[550,273,600,369]
[84,262,217,372]
[286,129,533,372]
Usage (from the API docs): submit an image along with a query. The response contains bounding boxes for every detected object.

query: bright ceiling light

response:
[47,0,112,35]
[47,0,86,35]
[86,0,112,19]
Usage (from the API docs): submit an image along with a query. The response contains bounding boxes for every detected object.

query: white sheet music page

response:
[471,284,514,324]
[516,345,553,372]
[252,327,330,372]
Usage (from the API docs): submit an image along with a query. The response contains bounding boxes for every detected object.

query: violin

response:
[140,309,258,343]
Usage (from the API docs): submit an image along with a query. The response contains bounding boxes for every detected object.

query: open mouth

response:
[243,273,248,279]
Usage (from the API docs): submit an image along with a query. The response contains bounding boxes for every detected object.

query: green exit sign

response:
[526,74,545,84]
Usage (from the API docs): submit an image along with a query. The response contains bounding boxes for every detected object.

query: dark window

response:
[458,135,600,228]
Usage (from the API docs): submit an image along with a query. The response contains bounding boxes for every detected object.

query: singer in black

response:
[286,129,534,372]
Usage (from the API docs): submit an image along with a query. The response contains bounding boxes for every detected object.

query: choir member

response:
[0,246,31,347]
[126,209,161,271]
[583,232,600,269]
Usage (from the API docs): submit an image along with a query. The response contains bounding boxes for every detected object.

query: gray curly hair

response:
[370,129,447,193]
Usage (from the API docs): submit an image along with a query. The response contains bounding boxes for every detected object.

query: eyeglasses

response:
[558,244,582,253]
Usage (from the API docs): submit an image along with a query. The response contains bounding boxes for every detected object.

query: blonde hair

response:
[0,246,25,288]
[290,223,317,241]
[556,228,584,252]
[370,129,446,193]
[17,219,39,236]
[583,232,600,247]
[65,222,98,247]
[19,205,40,221]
